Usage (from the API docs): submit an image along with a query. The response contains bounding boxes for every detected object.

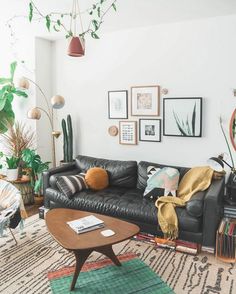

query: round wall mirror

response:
[230,108,236,151]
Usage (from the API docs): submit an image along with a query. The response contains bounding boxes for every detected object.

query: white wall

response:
[35,38,53,164]
[52,14,236,169]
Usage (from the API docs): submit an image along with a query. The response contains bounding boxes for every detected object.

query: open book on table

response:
[67,215,105,234]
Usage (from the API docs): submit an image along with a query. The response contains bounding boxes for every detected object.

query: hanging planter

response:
[6,1,118,58]
[68,36,85,57]
[67,0,85,57]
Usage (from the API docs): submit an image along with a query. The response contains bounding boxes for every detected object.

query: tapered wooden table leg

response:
[96,246,121,266]
[70,245,121,291]
[70,249,92,291]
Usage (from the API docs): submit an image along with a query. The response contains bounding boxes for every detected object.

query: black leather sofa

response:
[43,155,225,247]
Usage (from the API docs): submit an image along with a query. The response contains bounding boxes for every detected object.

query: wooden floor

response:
[25,204,41,217]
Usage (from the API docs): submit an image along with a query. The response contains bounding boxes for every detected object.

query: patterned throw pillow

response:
[143,166,180,200]
[55,173,88,198]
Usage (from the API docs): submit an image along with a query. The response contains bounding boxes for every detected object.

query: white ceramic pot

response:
[7,168,18,181]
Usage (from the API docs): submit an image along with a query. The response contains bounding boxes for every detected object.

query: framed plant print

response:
[108,90,128,119]
[139,119,161,142]
[163,97,202,137]
[131,85,160,116]
[119,121,137,145]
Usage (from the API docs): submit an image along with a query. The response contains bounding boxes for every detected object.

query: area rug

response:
[0,214,235,294]
[48,252,174,294]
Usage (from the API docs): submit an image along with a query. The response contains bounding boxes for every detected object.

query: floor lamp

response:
[19,77,65,167]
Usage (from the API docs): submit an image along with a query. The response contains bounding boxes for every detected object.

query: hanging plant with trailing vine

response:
[27,0,117,40]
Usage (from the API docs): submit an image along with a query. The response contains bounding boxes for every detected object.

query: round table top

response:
[46,208,140,250]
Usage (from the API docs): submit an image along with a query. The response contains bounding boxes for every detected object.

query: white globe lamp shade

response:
[27,108,41,120]
[51,95,65,109]
[18,77,30,89]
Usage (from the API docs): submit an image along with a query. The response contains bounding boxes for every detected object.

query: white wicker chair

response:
[0,179,22,244]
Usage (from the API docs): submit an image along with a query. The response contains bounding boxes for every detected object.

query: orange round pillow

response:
[85,167,109,190]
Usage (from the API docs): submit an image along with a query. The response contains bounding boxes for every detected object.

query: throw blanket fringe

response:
[155,166,214,239]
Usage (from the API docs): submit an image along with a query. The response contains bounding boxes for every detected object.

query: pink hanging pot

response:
[67,36,85,57]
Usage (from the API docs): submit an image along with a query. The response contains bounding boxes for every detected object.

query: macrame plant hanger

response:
[68,0,85,57]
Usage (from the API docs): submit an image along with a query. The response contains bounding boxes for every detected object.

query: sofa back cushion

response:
[75,155,137,188]
[137,161,189,190]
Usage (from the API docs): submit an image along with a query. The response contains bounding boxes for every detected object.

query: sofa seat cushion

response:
[45,187,201,233]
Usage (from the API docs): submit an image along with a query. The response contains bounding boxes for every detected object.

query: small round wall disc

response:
[108,126,118,136]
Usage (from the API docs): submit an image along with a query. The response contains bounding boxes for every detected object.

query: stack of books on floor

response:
[224,204,236,219]
[132,232,156,243]
[216,218,236,261]
[67,215,104,234]
[133,233,199,255]
[155,237,175,250]
[175,239,199,255]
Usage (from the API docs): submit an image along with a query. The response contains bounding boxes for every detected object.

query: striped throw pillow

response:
[55,173,88,198]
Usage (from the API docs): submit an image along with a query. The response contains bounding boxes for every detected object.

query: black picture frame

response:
[108,90,128,119]
[139,119,161,142]
[163,97,202,137]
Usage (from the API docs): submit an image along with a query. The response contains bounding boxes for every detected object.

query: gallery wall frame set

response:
[108,90,128,119]
[139,119,161,142]
[131,85,160,116]
[163,97,202,137]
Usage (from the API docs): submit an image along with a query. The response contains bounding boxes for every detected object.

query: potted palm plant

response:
[21,148,50,205]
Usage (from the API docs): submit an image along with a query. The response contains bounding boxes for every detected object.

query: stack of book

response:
[175,240,199,255]
[216,218,236,261]
[67,215,105,234]
[155,237,175,250]
[132,232,156,244]
[224,205,236,219]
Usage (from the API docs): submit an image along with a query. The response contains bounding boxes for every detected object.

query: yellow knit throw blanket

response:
[155,166,214,239]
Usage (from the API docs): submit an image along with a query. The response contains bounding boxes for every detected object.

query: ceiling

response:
[2,0,236,39]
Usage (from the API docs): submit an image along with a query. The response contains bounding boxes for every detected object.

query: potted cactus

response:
[61,114,74,164]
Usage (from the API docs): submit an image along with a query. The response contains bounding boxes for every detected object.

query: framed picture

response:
[139,119,161,142]
[119,121,137,145]
[131,85,160,116]
[108,90,128,119]
[163,97,202,137]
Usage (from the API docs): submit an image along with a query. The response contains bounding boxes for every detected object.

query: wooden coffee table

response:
[46,208,140,291]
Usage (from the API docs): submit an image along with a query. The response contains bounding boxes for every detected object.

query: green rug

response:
[48,255,174,294]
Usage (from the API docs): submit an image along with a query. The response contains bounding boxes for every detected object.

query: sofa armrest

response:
[43,162,79,205]
[202,177,225,247]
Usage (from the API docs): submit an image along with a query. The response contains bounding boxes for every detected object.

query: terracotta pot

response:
[67,36,85,57]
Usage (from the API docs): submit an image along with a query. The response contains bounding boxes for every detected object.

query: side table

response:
[6,178,34,205]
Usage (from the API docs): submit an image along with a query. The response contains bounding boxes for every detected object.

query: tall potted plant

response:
[21,148,50,204]
[61,114,74,164]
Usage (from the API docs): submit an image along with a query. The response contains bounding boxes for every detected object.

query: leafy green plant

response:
[27,0,117,40]
[21,148,50,196]
[5,156,20,169]
[61,114,73,163]
[0,62,28,134]
[0,152,3,169]
[173,103,197,136]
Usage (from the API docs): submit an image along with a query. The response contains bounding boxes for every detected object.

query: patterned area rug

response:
[48,253,174,293]
[0,214,235,294]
